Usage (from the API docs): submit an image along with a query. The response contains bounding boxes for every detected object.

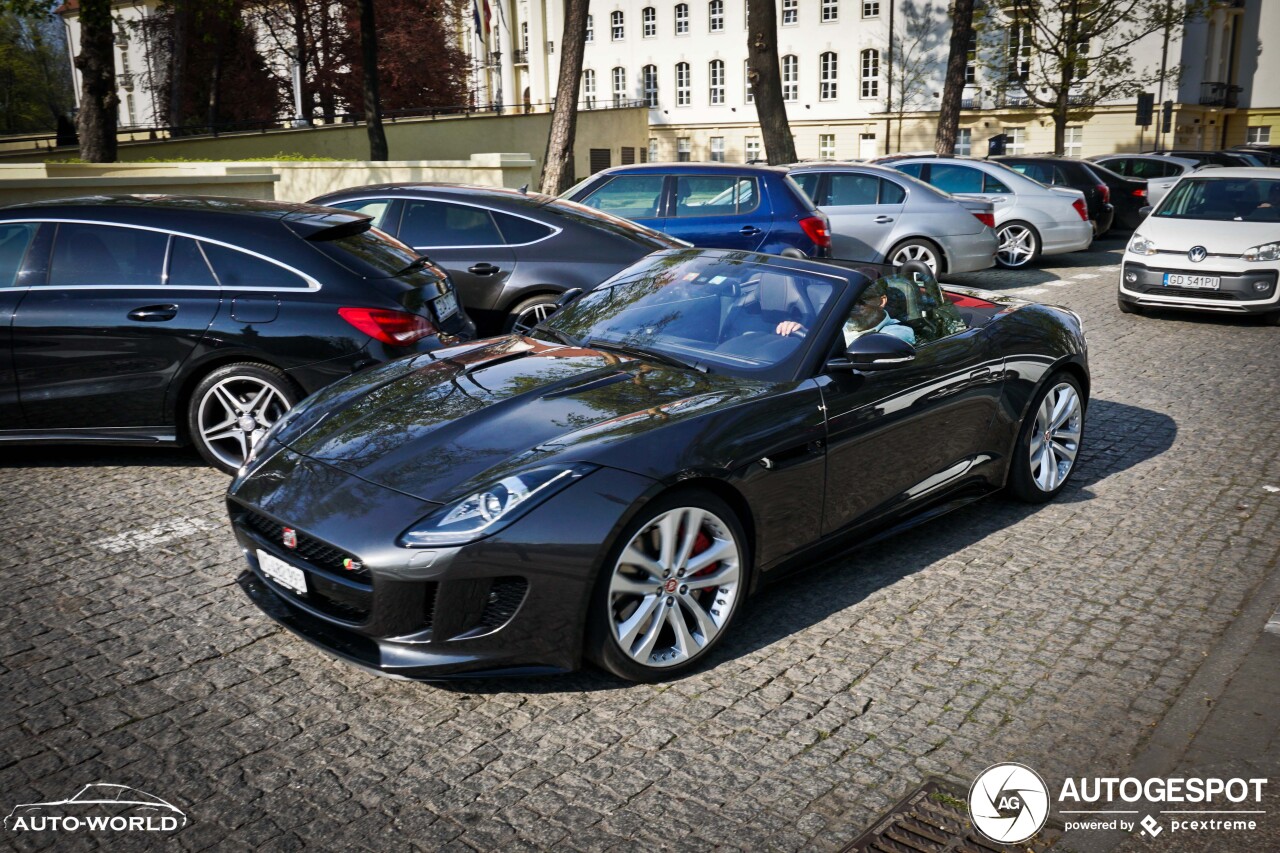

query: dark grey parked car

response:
[311,184,683,334]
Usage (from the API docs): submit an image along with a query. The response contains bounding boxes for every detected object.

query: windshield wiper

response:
[585,338,704,372]
[536,327,581,346]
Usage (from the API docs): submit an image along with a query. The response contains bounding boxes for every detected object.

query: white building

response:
[57,0,167,130]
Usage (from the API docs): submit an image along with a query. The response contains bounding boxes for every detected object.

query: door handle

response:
[970,367,991,381]
[468,263,501,275]
[874,216,894,224]
[128,304,178,322]
[739,226,762,235]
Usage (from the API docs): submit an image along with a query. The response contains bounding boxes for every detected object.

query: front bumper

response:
[227,448,656,679]
[1119,258,1280,314]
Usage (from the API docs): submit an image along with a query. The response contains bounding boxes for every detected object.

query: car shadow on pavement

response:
[436,397,1175,694]
[0,445,207,469]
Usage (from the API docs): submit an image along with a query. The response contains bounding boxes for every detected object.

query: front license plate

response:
[434,290,459,320]
[1163,273,1220,290]
[258,550,307,594]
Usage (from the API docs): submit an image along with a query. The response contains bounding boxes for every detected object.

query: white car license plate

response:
[434,290,459,320]
[258,549,307,594]
[1163,273,1220,290]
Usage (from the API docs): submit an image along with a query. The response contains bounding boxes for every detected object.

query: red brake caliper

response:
[690,531,718,578]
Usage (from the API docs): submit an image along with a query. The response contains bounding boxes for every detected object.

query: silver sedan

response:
[789,163,997,274]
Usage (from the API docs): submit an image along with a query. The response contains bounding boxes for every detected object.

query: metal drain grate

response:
[841,778,1061,853]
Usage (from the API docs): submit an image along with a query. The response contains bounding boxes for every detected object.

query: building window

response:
[822,0,838,22]
[612,66,627,105]
[648,137,659,162]
[710,136,725,162]
[611,10,625,40]
[1064,126,1083,157]
[124,93,136,126]
[860,49,879,99]
[676,62,691,105]
[675,3,689,34]
[964,30,977,85]
[744,60,754,103]
[1073,39,1090,80]
[820,52,838,100]
[862,0,879,17]
[819,133,835,159]
[582,69,596,109]
[1006,126,1026,154]
[1007,23,1032,81]
[643,6,657,37]
[585,14,594,42]
[677,137,691,162]
[643,64,659,107]
[782,0,797,25]
[709,59,725,104]
[521,21,529,53]
[709,0,724,31]
[956,127,972,156]
[1247,126,1271,144]
[782,54,798,102]
[745,136,761,161]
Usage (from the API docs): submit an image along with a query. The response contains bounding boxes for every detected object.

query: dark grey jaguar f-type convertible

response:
[227,248,1087,682]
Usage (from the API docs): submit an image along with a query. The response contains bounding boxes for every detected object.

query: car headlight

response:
[1243,241,1280,262]
[398,463,597,548]
[1128,234,1157,256]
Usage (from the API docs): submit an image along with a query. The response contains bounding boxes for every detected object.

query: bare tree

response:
[934,0,975,155]
[885,1,945,153]
[746,0,795,164]
[991,0,1199,154]
[539,0,588,194]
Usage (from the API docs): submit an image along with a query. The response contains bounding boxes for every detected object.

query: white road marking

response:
[1072,273,1101,280]
[1045,281,1071,287]
[94,518,219,554]
[1266,610,1280,636]
[1014,288,1047,296]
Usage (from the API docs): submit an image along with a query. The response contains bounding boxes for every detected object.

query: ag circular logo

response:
[1188,245,1208,263]
[968,762,1050,844]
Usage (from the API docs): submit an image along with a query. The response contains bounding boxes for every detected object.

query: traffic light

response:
[987,134,1008,157]
[1136,93,1154,127]
[1161,100,1174,135]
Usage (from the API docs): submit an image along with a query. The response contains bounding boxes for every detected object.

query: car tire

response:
[504,294,561,335]
[1262,310,1280,327]
[995,220,1041,269]
[187,362,300,475]
[586,489,750,682]
[1117,293,1144,315]
[889,238,943,274]
[1008,372,1086,503]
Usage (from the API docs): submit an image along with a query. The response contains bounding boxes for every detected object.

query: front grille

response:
[422,582,438,630]
[306,575,373,623]
[479,578,528,629]
[239,509,371,585]
[1143,286,1241,300]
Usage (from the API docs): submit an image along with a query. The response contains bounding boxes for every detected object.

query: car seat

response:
[722,272,813,339]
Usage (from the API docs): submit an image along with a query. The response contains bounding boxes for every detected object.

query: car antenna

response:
[519,183,529,194]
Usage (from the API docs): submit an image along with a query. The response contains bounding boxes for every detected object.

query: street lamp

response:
[286,47,308,127]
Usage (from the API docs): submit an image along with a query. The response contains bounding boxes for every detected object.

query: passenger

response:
[775,279,916,345]
[1245,183,1280,220]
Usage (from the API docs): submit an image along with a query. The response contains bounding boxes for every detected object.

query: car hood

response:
[1138,217,1278,254]
[282,337,770,502]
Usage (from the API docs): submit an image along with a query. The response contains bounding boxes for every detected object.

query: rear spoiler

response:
[281,208,374,241]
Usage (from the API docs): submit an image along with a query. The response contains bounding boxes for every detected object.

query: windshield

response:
[539,251,844,378]
[1155,177,1280,222]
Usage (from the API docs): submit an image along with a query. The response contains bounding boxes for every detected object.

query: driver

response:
[776,279,916,346]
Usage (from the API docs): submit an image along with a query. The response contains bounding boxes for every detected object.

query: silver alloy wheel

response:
[890,242,939,272]
[997,224,1036,267]
[607,506,742,668]
[1028,381,1082,492]
[511,301,558,334]
[196,376,291,470]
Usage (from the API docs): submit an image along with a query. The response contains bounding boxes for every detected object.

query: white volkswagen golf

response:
[1119,167,1280,324]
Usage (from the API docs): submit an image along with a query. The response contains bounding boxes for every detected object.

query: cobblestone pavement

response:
[2,235,1278,852]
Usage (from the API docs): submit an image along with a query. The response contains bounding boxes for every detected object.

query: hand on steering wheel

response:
[775,320,807,339]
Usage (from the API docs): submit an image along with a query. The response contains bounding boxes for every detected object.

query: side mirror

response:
[556,288,584,307]
[1139,205,1153,216]
[828,332,917,372]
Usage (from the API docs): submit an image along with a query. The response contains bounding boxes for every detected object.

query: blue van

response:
[563,163,832,258]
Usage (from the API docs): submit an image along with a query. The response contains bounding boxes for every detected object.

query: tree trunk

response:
[168,0,189,128]
[746,0,795,165]
[357,0,388,159]
[207,37,223,133]
[540,0,589,194]
[292,0,312,125]
[934,0,974,156]
[75,0,117,162]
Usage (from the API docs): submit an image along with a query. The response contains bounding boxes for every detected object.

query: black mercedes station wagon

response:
[0,195,473,472]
